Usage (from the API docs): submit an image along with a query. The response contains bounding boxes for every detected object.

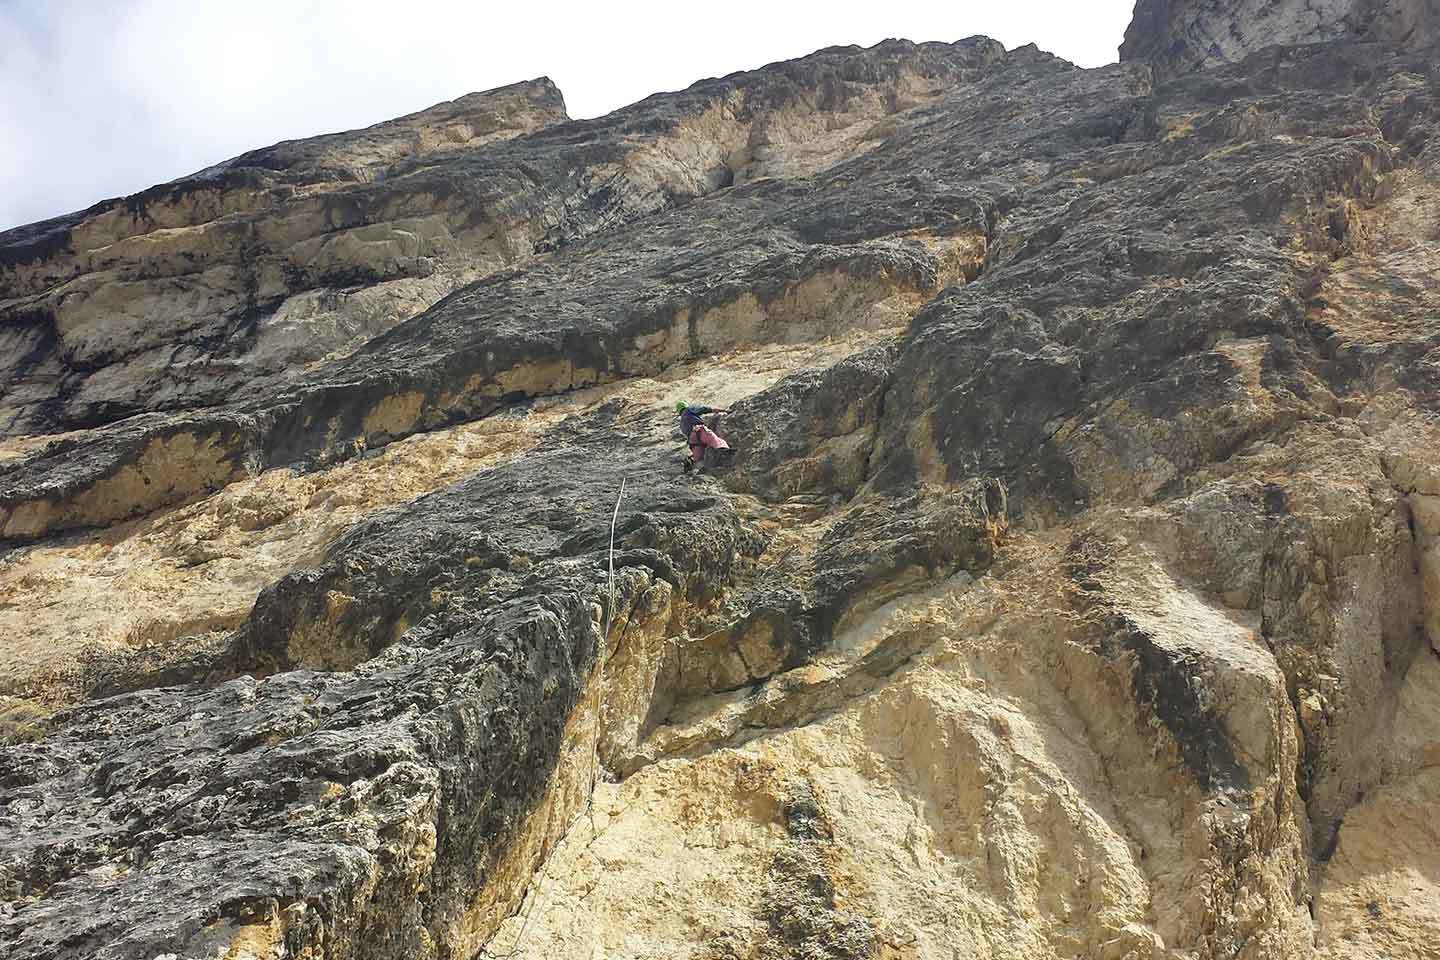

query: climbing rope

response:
[481,477,626,958]
[588,476,626,830]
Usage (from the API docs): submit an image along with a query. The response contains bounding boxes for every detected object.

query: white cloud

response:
[0,0,1136,230]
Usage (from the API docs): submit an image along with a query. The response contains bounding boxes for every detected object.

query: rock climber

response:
[675,400,731,473]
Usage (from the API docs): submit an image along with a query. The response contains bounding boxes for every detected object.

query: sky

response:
[0,0,1136,231]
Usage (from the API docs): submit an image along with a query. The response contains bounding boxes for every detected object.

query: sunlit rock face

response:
[3,5,1440,958]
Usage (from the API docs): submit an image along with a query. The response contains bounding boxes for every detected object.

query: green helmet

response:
[675,400,687,413]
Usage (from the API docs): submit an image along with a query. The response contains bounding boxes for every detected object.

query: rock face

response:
[0,43,988,441]
[0,78,567,439]
[2,7,1440,960]
[1122,0,1440,75]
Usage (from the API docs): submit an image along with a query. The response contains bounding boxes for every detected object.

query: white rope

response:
[482,477,627,958]
[588,477,626,831]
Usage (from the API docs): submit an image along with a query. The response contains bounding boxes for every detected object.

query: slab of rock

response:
[0,40,1003,440]
[0,441,754,959]
[1122,0,1440,76]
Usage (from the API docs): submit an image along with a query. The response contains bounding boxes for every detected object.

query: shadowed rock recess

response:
[3,1,1440,956]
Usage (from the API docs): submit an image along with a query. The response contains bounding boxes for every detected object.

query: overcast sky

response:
[0,0,1136,231]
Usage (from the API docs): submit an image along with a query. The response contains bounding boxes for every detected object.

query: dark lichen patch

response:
[759,782,879,960]
[1064,530,1250,795]
[0,696,51,746]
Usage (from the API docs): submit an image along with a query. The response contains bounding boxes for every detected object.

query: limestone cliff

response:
[2,5,1440,960]
[1122,0,1440,75]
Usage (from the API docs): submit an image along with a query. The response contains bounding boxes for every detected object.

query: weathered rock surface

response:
[0,78,567,437]
[1122,0,1440,75]
[3,5,1440,959]
[0,41,995,441]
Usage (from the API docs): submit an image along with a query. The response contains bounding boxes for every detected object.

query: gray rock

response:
[1122,0,1440,76]
[0,438,754,959]
[0,40,1005,440]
